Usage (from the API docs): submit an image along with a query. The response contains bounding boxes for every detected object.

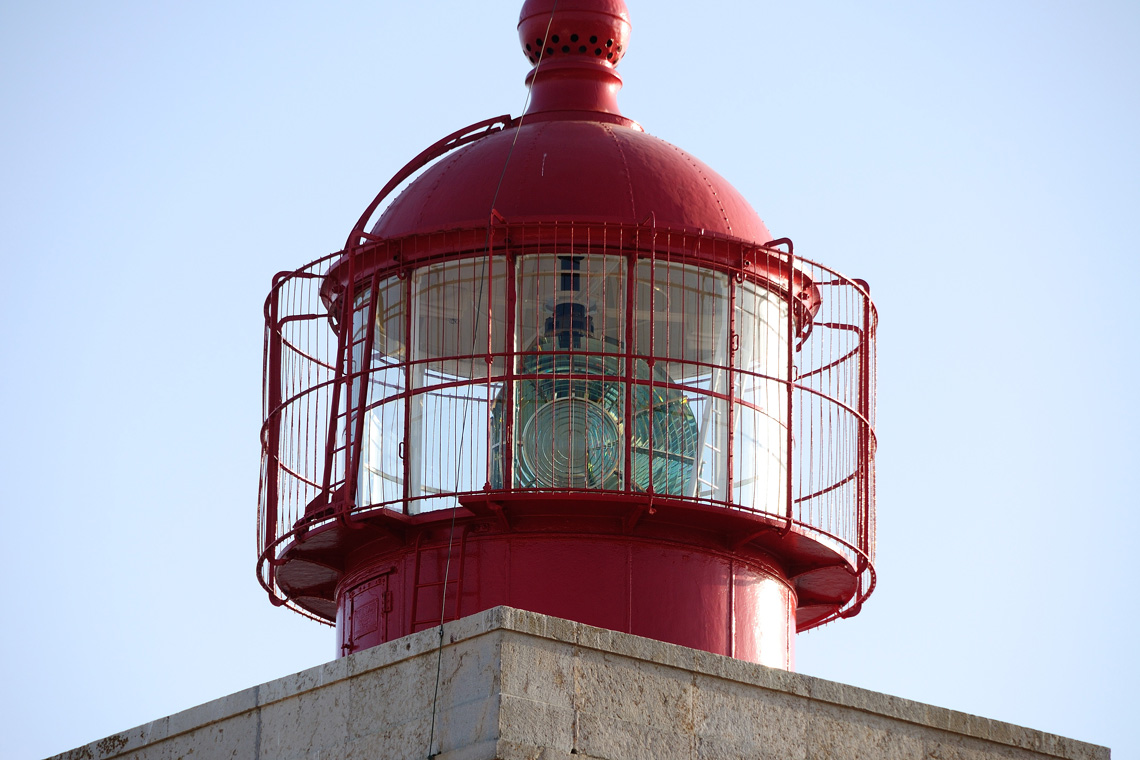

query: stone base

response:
[51,607,1109,760]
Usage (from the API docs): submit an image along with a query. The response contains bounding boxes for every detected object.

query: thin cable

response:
[425,6,560,757]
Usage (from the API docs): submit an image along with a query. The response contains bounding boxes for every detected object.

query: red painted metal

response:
[334,504,797,668]
[258,0,878,669]
[345,115,511,252]
[518,0,632,118]
[367,120,771,247]
[783,240,796,536]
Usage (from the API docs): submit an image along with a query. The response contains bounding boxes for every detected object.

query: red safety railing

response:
[258,222,876,626]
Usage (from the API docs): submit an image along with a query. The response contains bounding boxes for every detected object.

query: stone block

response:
[93,717,226,760]
[573,621,619,655]
[54,721,162,760]
[438,634,503,707]
[166,686,258,737]
[498,694,575,751]
[576,711,696,760]
[541,612,581,646]
[258,655,349,706]
[256,679,350,760]
[921,734,1023,760]
[342,716,433,760]
[591,626,694,673]
[113,740,172,760]
[504,607,549,638]
[494,740,597,760]
[574,651,695,731]
[500,637,576,708]
[432,738,500,760]
[348,627,428,675]
[166,713,259,760]
[348,655,438,738]
[434,695,500,756]
[691,674,808,757]
[695,732,805,760]
[804,703,927,760]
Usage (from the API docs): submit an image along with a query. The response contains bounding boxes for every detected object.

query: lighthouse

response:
[258,0,876,671]
[52,3,1112,759]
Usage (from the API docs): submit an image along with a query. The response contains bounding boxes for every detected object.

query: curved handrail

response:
[344,114,513,250]
[260,221,877,627]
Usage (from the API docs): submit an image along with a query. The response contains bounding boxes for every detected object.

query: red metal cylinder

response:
[332,501,797,668]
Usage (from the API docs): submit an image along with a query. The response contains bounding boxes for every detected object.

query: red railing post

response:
[785,246,796,534]
[264,287,283,586]
[857,286,872,559]
[502,238,517,489]
[345,269,382,520]
[726,262,737,506]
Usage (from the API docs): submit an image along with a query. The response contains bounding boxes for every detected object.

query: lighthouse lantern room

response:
[258,0,877,670]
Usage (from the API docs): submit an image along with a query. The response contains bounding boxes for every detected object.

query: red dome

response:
[370,0,771,244]
[372,119,773,244]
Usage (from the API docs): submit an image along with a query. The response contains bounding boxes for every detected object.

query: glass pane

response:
[733,281,790,514]
[508,254,626,490]
[628,362,699,496]
[356,276,406,509]
[633,261,727,374]
[412,256,508,380]
[408,257,507,513]
[633,261,729,499]
[359,392,404,508]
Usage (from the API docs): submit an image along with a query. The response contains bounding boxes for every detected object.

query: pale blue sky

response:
[2,2,1137,758]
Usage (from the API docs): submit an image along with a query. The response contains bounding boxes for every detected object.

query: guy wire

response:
[426,3,560,756]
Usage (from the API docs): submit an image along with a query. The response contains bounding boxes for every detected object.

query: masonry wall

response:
[52,607,1109,760]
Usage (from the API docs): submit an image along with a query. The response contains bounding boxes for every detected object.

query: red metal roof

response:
[371,0,772,245]
[372,120,773,244]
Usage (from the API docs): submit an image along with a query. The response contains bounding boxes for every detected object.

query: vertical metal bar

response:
[503,245,517,488]
[264,285,283,584]
[408,312,429,505]
[857,285,871,559]
[786,248,796,532]
[346,270,381,518]
[483,237,496,490]
[322,248,356,499]
[623,244,636,493]
[726,262,737,506]
[402,271,415,514]
[646,235,657,492]
[685,247,725,500]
